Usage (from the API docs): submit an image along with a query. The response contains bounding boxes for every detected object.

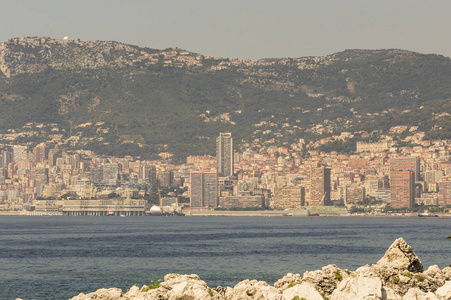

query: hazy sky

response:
[1,0,450,60]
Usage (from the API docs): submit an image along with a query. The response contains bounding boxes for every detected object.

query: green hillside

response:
[1,38,451,160]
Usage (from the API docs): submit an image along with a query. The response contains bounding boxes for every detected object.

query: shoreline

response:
[65,238,451,300]
[1,210,450,217]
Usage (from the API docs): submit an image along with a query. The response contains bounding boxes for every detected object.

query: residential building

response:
[189,172,218,208]
[390,170,415,209]
[309,164,331,206]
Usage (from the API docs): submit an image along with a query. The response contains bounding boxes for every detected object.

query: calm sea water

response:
[0,216,449,300]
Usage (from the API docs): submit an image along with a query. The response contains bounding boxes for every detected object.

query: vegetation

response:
[392,276,399,284]
[334,270,342,281]
[141,279,161,292]
[285,282,301,290]
[2,41,451,159]
[414,275,425,282]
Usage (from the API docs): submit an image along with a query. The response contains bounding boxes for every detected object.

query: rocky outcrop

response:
[68,238,451,300]
[301,264,351,296]
[225,279,282,300]
[71,288,123,300]
[377,238,423,273]
[0,37,141,77]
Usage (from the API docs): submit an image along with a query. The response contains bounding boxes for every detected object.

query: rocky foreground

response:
[49,238,451,299]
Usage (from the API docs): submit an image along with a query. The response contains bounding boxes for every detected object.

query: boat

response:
[418,212,439,217]
[106,211,114,216]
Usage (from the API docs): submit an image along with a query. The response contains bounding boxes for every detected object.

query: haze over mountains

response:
[1,37,451,160]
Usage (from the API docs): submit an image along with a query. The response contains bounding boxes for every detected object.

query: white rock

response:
[274,273,303,289]
[228,279,282,300]
[436,280,451,300]
[377,238,423,273]
[69,288,123,300]
[163,274,212,300]
[402,288,439,300]
[282,282,323,300]
[330,276,383,300]
[124,285,140,298]
[382,286,401,300]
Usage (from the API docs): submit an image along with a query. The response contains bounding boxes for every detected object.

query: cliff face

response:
[0,37,141,77]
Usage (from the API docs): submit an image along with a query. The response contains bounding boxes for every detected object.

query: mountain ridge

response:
[1,37,451,160]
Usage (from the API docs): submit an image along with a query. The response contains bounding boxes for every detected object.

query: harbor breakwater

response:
[47,238,451,300]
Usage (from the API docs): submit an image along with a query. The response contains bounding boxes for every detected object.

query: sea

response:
[0,216,449,300]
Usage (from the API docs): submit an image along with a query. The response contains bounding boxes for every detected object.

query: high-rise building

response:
[216,133,234,177]
[157,171,173,187]
[139,165,157,185]
[1,148,13,169]
[48,148,62,167]
[103,163,120,186]
[390,157,421,181]
[33,143,49,164]
[190,172,218,208]
[438,181,451,206]
[390,170,415,209]
[309,164,331,206]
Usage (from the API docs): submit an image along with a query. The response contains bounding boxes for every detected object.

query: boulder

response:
[382,286,402,300]
[282,282,323,300]
[161,273,221,300]
[70,288,123,300]
[226,279,282,300]
[274,273,303,289]
[302,264,350,296]
[123,285,140,298]
[436,281,451,300]
[330,276,383,300]
[377,238,423,273]
[402,288,439,300]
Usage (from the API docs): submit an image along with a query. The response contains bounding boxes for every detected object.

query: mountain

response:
[1,37,451,160]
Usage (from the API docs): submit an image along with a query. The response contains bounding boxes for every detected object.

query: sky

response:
[1,0,450,60]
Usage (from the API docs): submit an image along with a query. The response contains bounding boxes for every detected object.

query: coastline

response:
[1,210,450,217]
[64,238,451,300]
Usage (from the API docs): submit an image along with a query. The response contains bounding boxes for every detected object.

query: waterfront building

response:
[309,164,331,206]
[375,188,391,203]
[189,172,218,208]
[344,184,365,206]
[218,195,265,209]
[390,170,415,209]
[62,198,146,216]
[216,133,234,177]
[438,181,451,206]
[272,186,304,209]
